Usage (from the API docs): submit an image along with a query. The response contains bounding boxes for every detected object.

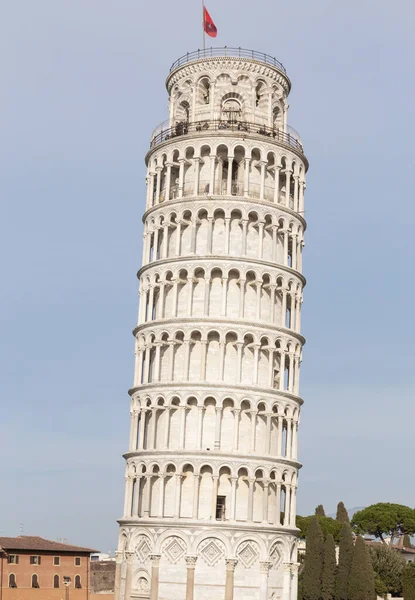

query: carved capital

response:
[149,554,161,567]
[225,559,238,572]
[259,561,272,574]
[185,555,198,569]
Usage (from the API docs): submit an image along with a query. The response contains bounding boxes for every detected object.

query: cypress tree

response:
[335,523,354,600]
[403,562,415,600]
[348,536,376,600]
[303,516,324,600]
[315,504,326,517]
[321,534,337,600]
[336,502,349,523]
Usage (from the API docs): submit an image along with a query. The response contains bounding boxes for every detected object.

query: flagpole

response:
[202,0,206,52]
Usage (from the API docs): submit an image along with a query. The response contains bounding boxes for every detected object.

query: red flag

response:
[204,6,217,38]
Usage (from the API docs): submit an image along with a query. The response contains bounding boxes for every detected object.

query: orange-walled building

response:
[0,537,113,600]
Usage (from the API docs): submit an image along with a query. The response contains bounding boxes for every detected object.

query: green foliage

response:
[303,516,324,600]
[351,503,415,543]
[403,533,413,548]
[336,502,350,524]
[348,537,376,600]
[321,534,336,600]
[369,543,405,596]
[315,504,326,517]
[297,515,343,543]
[335,523,354,600]
[374,573,388,597]
[403,562,415,600]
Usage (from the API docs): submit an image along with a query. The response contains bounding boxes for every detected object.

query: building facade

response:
[115,47,308,600]
[0,536,104,600]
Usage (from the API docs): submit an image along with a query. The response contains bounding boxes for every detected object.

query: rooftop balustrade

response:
[169,47,287,74]
[149,119,304,154]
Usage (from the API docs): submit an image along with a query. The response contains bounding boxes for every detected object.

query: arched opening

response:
[9,574,17,588]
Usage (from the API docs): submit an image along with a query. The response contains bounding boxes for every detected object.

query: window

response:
[53,556,60,566]
[9,574,17,588]
[7,555,18,564]
[216,496,226,520]
[75,575,82,589]
[31,574,39,588]
[30,555,41,565]
[54,574,60,588]
[74,557,81,567]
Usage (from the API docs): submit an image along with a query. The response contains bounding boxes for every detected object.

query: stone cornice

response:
[133,316,306,345]
[117,517,299,536]
[142,196,307,231]
[137,254,307,287]
[128,381,304,406]
[122,449,302,470]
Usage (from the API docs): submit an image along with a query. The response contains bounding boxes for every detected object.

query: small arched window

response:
[31,574,39,588]
[75,575,82,589]
[54,574,60,588]
[9,573,17,588]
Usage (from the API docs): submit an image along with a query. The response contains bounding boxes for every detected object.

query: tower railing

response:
[170,47,286,74]
[149,119,304,154]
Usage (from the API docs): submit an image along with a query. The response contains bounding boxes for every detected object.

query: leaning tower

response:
[115,47,308,600]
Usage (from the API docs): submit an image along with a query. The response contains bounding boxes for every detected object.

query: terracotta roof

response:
[0,536,98,554]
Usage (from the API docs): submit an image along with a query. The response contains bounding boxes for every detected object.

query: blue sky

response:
[1,0,415,551]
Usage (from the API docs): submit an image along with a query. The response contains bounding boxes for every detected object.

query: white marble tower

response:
[115,47,308,600]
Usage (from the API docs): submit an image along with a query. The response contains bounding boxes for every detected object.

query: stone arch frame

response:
[192,531,232,557]
[235,533,268,561]
[153,530,191,555]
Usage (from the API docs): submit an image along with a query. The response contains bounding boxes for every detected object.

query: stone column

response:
[291,563,300,600]
[284,170,292,207]
[250,410,258,451]
[221,276,229,316]
[248,478,255,521]
[224,217,231,254]
[239,278,246,318]
[174,474,182,518]
[282,563,292,600]
[192,475,200,518]
[138,410,147,450]
[149,554,161,600]
[196,406,204,448]
[214,406,222,450]
[227,156,234,195]
[178,159,186,198]
[207,218,213,253]
[236,342,243,383]
[291,234,297,270]
[187,278,194,316]
[113,551,123,600]
[293,175,300,211]
[211,476,219,520]
[260,161,267,199]
[284,486,291,525]
[299,181,305,214]
[219,342,226,381]
[225,559,238,600]
[259,561,272,600]
[179,405,186,448]
[183,339,191,381]
[209,155,216,194]
[162,223,169,258]
[255,281,262,320]
[286,419,293,459]
[283,230,289,266]
[274,166,281,203]
[123,477,133,517]
[175,220,182,256]
[277,416,283,456]
[230,477,238,520]
[275,483,282,525]
[244,158,250,196]
[163,408,170,449]
[124,551,135,600]
[165,163,172,201]
[158,475,165,518]
[262,480,270,523]
[232,409,240,450]
[185,556,198,600]
[241,220,248,255]
[200,341,207,381]
[290,487,297,526]
[193,157,201,195]
[203,278,210,316]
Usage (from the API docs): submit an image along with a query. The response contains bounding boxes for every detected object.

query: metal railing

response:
[149,119,304,154]
[169,47,286,74]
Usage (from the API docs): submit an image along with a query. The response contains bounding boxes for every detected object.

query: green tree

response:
[403,533,413,548]
[303,516,324,600]
[297,515,343,543]
[321,534,336,600]
[348,537,376,600]
[351,503,415,545]
[369,543,405,596]
[335,523,354,600]
[336,502,349,523]
[315,504,326,517]
[403,562,415,600]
